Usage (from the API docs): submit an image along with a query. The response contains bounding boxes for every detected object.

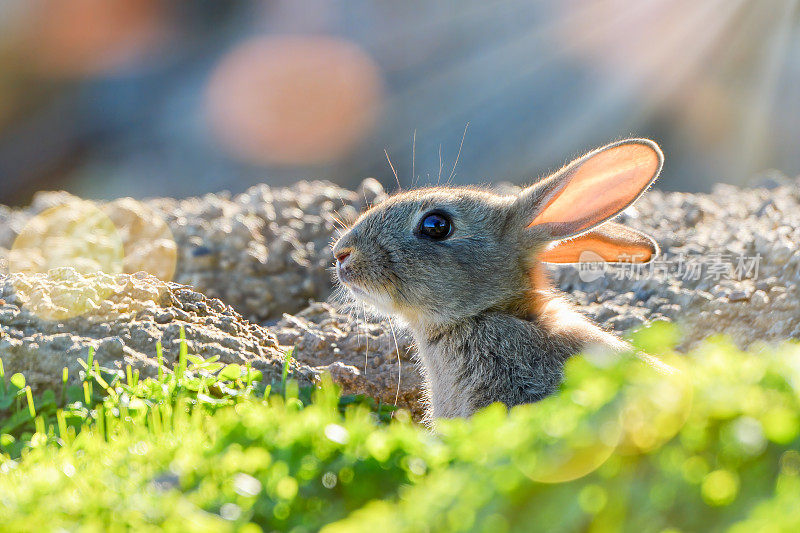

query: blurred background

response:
[0,0,799,206]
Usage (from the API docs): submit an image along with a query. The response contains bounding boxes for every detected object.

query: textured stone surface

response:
[0,270,424,413]
[0,179,386,323]
[0,270,308,394]
[273,302,423,418]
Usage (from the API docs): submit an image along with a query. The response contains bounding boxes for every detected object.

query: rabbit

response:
[332,139,663,424]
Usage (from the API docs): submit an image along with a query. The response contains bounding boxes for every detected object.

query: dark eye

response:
[418,212,452,240]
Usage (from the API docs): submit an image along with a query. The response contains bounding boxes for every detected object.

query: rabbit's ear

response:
[539,222,658,263]
[513,139,662,239]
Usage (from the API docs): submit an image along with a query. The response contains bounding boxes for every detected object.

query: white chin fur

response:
[345,284,397,317]
[347,287,426,331]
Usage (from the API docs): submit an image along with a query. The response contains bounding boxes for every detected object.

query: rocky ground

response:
[0,176,798,416]
[0,270,310,393]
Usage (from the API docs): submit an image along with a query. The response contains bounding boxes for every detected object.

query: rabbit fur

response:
[332,139,663,424]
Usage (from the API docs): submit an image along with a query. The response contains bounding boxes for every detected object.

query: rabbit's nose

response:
[335,248,352,264]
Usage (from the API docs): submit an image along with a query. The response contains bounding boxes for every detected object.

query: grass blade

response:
[25,386,36,418]
[86,346,94,371]
[282,348,294,389]
[156,341,164,380]
[61,367,68,404]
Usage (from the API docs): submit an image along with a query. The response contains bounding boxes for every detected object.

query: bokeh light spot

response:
[701,469,739,506]
[578,484,608,514]
[8,197,177,320]
[10,199,124,276]
[23,0,168,77]
[102,198,177,282]
[618,354,693,454]
[516,369,623,484]
[206,35,384,166]
[9,199,124,320]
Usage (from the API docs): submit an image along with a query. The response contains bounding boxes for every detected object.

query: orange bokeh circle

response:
[23,0,167,77]
[206,35,384,166]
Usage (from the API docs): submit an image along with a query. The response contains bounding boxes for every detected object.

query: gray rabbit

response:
[332,139,663,423]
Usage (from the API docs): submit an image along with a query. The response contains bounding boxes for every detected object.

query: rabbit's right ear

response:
[511,139,663,240]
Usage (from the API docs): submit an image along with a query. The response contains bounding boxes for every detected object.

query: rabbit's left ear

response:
[539,222,658,263]
[513,139,663,240]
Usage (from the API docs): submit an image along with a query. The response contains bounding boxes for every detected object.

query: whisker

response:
[334,189,347,209]
[411,129,416,189]
[351,317,362,362]
[448,122,470,183]
[388,317,402,415]
[436,144,443,185]
[329,211,348,230]
[362,304,369,376]
[384,149,402,192]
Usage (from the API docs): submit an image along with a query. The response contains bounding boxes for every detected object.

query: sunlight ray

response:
[632,0,751,120]
[530,0,744,166]
[738,0,799,179]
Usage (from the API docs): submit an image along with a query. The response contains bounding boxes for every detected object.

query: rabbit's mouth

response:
[343,281,367,297]
[335,261,356,287]
[342,280,377,302]
[335,255,398,313]
[336,267,369,298]
[337,261,373,295]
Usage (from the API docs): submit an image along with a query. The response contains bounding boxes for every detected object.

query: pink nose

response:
[335,250,351,263]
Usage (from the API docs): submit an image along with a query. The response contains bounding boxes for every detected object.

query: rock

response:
[0,270,426,416]
[0,179,388,323]
[272,302,424,418]
[727,290,750,303]
[751,290,769,307]
[0,270,311,394]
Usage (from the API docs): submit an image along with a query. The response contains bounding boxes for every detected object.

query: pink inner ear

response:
[539,223,658,264]
[529,143,661,235]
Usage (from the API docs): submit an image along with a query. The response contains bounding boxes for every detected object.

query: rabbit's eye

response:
[418,212,452,240]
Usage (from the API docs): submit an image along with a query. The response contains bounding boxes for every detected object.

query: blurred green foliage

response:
[1,323,799,532]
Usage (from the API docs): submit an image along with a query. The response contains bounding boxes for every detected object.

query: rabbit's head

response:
[332,139,663,328]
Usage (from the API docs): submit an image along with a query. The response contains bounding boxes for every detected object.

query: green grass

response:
[1,323,799,532]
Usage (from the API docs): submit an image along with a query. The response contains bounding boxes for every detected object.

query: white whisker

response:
[384,149,402,192]
[362,303,370,375]
[448,122,469,183]
[411,129,416,189]
[437,144,443,185]
[388,317,402,414]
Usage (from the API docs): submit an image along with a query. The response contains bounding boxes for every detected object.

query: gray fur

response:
[332,139,661,424]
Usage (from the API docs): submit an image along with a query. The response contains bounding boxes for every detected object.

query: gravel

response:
[0,175,798,414]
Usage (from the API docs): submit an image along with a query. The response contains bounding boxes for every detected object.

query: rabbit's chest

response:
[418,342,475,419]
[416,313,574,420]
